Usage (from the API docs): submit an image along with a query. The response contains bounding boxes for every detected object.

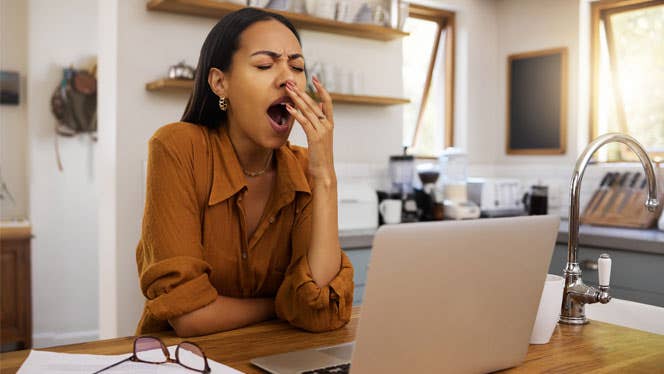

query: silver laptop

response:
[251,215,560,374]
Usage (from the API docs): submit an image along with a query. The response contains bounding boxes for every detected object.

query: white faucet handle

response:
[598,253,611,287]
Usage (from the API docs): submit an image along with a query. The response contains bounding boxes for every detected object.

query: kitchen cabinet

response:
[549,244,664,307]
[345,242,664,308]
[343,248,371,306]
[0,224,32,352]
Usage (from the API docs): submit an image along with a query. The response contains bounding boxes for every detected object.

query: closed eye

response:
[257,65,305,72]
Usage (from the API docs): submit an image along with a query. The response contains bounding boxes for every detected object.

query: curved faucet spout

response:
[560,133,659,325]
[567,133,659,265]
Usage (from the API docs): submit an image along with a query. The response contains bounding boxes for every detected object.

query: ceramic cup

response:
[306,0,337,20]
[248,0,270,8]
[291,0,306,13]
[530,274,565,344]
[321,63,337,92]
[379,199,402,224]
[351,70,363,94]
[336,0,363,23]
[267,0,291,11]
[355,3,389,26]
[398,0,409,30]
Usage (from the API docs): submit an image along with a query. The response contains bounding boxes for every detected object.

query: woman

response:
[135,8,353,337]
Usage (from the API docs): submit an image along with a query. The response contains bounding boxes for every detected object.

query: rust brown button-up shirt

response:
[136,122,354,334]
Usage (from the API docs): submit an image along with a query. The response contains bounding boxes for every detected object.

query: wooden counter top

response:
[2,307,663,373]
[0,220,31,240]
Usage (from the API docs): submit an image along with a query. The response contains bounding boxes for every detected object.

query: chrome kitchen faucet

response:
[561,133,660,325]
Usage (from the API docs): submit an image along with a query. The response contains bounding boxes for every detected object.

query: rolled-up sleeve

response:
[275,196,354,332]
[136,137,217,323]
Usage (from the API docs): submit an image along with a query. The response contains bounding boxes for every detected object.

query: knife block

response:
[581,173,663,229]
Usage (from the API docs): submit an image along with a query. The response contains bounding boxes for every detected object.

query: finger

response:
[285,103,317,139]
[286,83,324,131]
[312,76,334,124]
[287,81,326,121]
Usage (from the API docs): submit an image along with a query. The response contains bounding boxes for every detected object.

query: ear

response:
[208,67,228,98]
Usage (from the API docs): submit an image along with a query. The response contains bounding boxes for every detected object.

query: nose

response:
[275,62,296,89]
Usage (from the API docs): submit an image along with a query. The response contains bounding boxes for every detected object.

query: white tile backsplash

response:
[336,161,663,220]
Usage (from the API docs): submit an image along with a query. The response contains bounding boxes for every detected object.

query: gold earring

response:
[219,97,228,111]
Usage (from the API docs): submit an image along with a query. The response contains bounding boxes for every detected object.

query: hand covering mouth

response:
[267,96,293,126]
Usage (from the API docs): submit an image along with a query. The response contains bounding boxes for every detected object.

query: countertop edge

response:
[0,224,32,240]
[340,221,664,255]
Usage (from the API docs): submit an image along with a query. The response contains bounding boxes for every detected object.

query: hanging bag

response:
[50,66,98,170]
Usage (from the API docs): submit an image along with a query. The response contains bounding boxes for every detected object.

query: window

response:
[402,5,455,157]
[590,0,664,161]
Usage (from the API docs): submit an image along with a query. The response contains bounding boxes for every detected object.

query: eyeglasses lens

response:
[135,337,168,363]
[177,342,206,371]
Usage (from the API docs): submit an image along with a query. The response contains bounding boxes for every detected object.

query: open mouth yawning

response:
[267,96,293,128]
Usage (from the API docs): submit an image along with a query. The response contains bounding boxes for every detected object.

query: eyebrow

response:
[250,50,304,61]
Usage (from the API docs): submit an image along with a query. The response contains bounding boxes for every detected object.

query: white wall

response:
[489,0,587,216]
[495,0,580,167]
[98,0,405,337]
[1,0,29,220]
[27,0,99,347]
[412,0,501,164]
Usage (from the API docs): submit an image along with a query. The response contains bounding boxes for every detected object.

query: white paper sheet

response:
[17,345,244,374]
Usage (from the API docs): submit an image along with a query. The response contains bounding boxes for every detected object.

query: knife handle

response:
[606,172,619,187]
[617,172,630,187]
[585,173,611,215]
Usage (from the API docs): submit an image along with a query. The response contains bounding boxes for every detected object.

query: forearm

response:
[168,295,275,337]
[307,175,342,287]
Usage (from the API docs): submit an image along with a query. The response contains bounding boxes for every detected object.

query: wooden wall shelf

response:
[146,78,410,106]
[146,0,409,41]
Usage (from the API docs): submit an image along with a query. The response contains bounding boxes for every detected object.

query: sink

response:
[586,298,664,335]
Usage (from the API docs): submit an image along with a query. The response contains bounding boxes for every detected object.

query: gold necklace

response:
[242,151,274,177]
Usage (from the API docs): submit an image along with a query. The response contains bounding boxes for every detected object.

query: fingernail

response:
[312,75,319,83]
[285,103,295,111]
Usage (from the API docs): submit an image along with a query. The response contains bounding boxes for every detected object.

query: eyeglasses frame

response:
[92,335,211,373]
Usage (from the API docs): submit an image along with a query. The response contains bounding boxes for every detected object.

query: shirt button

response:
[241,251,247,260]
[269,217,275,224]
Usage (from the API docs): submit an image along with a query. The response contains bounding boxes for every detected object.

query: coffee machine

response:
[389,147,418,222]
[416,163,441,221]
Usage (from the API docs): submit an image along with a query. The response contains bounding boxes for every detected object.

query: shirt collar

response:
[208,126,311,206]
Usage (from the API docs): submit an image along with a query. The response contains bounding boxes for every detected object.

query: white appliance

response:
[467,177,526,217]
[440,182,481,220]
[443,200,481,220]
[337,181,378,231]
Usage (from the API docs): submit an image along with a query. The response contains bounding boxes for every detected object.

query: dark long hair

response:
[181,8,302,128]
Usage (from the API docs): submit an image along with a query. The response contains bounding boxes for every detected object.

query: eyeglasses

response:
[93,336,211,373]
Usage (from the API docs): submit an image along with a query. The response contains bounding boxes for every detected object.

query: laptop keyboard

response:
[301,363,351,374]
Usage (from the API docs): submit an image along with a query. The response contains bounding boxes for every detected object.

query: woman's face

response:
[221,20,307,150]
